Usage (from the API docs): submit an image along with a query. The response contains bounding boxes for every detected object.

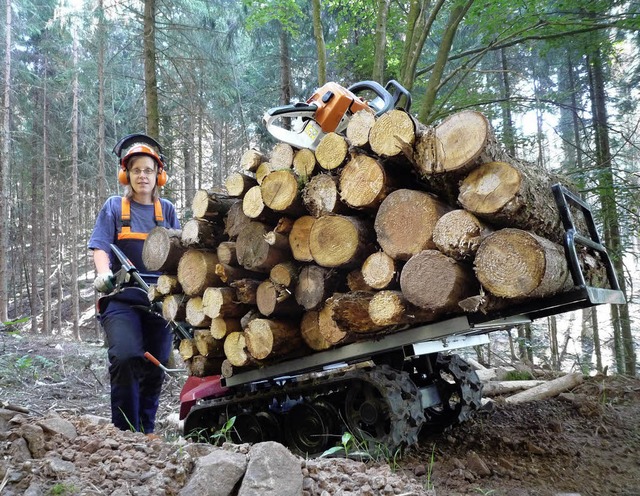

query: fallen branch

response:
[504,372,583,404]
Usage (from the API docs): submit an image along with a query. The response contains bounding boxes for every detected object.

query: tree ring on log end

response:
[309,216,360,268]
[433,110,490,172]
[458,161,522,214]
[261,170,300,211]
[370,109,416,157]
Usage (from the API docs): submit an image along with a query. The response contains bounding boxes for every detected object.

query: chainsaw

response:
[263,80,411,150]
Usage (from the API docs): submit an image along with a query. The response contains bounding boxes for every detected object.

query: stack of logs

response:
[142,108,608,378]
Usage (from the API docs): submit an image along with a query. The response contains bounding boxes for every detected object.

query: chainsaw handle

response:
[266,102,318,117]
[385,80,412,112]
[347,80,395,116]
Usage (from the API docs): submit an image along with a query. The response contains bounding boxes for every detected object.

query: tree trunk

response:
[143,0,159,137]
[372,0,391,83]
[474,229,573,299]
[71,34,80,339]
[374,188,450,260]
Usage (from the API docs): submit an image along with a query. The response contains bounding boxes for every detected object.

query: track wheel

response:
[255,411,282,443]
[230,412,264,444]
[285,403,332,456]
[424,353,483,430]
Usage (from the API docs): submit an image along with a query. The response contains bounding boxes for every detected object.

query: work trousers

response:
[99,289,172,433]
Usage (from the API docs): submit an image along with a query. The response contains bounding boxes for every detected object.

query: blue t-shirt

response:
[88,196,180,274]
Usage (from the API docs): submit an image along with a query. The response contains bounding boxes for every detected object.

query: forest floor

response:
[1,330,639,495]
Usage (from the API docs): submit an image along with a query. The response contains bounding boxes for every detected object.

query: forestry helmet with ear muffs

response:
[112,133,168,186]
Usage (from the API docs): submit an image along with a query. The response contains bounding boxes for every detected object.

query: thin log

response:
[318,297,357,346]
[186,296,211,328]
[260,169,306,216]
[264,230,291,251]
[215,263,265,285]
[156,274,182,295]
[289,215,315,262]
[216,241,238,266]
[224,201,251,240]
[242,185,274,221]
[369,109,416,158]
[236,221,290,272]
[270,142,295,170]
[316,132,349,171]
[255,162,273,185]
[224,172,258,198]
[368,290,437,327]
[240,148,265,173]
[210,317,243,340]
[245,318,304,360]
[179,338,199,361]
[181,218,225,249]
[148,284,163,303]
[142,227,186,273]
[328,291,386,334]
[504,373,584,404]
[270,261,300,288]
[256,280,302,317]
[177,249,222,296]
[482,380,546,397]
[294,265,342,310]
[193,328,224,357]
[399,249,479,313]
[474,228,573,299]
[309,214,374,268]
[187,355,223,377]
[162,294,188,322]
[338,154,390,210]
[202,286,249,318]
[374,189,450,261]
[302,173,350,218]
[229,278,261,305]
[223,332,255,367]
[300,310,332,351]
[346,109,376,149]
[191,190,236,220]
[361,251,399,290]
[433,209,493,261]
[346,269,374,292]
[293,148,317,179]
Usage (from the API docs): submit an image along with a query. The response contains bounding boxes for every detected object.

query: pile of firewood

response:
[142,108,606,378]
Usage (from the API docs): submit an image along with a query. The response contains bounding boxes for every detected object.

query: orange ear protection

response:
[114,134,168,187]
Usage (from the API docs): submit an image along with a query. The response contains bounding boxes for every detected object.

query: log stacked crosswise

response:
[143,108,609,378]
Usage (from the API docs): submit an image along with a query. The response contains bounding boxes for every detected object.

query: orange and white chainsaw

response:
[263,80,411,150]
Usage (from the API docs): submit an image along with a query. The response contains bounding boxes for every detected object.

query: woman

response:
[88,134,180,434]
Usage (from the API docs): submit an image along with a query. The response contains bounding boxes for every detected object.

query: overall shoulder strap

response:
[154,199,164,226]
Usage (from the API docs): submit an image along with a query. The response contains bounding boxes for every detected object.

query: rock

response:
[414,464,427,476]
[179,448,247,496]
[38,415,78,440]
[238,441,302,496]
[466,450,491,477]
[45,456,76,475]
[19,423,46,458]
[8,436,32,462]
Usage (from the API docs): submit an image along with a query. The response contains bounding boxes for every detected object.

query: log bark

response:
[369,109,416,158]
[302,173,350,217]
[240,148,265,173]
[270,142,295,170]
[177,249,222,296]
[361,251,399,290]
[368,290,438,327]
[215,263,265,285]
[229,278,261,305]
[256,280,302,317]
[191,190,236,220]
[474,228,573,299]
[482,380,546,397]
[399,249,479,313]
[504,372,584,404]
[223,332,255,367]
[162,294,188,322]
[193,328,224,357]
[236,221,290,272]
[181,218,225,249]
[210,317,243,340]
[224,172,258,197]
[264,230,290,251]
[187,355,223,377]
[374,189,451,261]
[224,201,251,240]
[432,209,493,261]
[293,148,317,179]
[346,269,374,292]
[318,297,357,346]
[294,265,342,310]
[316,132,349,171]
[300,310,332,351]
[289,215,315,262]
[309,215,374,268]
[338,154,390,210]
[260,169,305,216]
[245,318,304,360]
[458,160,568,244]
[156,274,181,295]
[346,109,375,149]
[328,291,386,334]
[202,286,249,318]
[186,296,211,328]
[216,241,237,265]
[142,227,186,273]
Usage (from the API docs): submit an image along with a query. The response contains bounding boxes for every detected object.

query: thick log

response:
[270,142,295,170]
[224,201,251,240]
[361,251,399,290]
[256,280,303,317]
[193,328,224,357]
[260,169,306,217]
[294,265,342,310]
[318,297,358,346]
[177,249,222,296]
[245,318,304,360]
[191,190,237,220]
[369,109,416,158]
[399,249,479,313]
[368,290,437,327]
[432,209,493,261]
[210,317,243,340]
[328,291,386,334]
[186,296,211,328]
[300,310,332,351]
[346,109,376,149]
[162,294,188,322]
[187,355,223,377]
[223,332,255,367]
[240,148,265,173]
[224,172,258,198]
[474,228,572,299]
[293,148,317,179]
[316,132,349,171]
[142,227,186,273]
[229,278,261,305]
[179,338,198,361]
[374,189,451,261]
[181,218,225,249]
[504,373,584,404]
[339,154,390,210]
[458,160,569,244]
[289,216,315,262]
[216,241,238,265]
[270,261,300,288]
[236,221,290,272]
[309,215,374,268]
[156,274,182,295]
[242,185,274,221]
[302,173,350,218]
[215,263,265,285]
[202,286,249,318]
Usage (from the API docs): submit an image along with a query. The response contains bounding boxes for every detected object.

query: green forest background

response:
[0,0,637,376]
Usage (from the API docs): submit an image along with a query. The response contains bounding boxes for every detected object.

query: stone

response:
[238,441,302,496]
[38,416,78,441]
[179,448,247,496]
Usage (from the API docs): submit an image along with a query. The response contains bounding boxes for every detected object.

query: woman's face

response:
[128,155,158,197]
